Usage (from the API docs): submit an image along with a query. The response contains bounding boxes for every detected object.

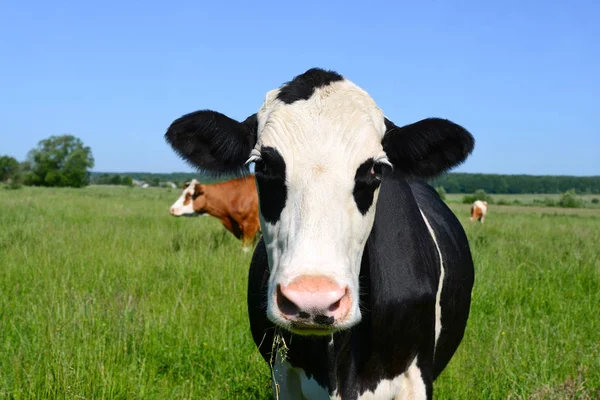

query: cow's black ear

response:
[382,118,474,178]
[165,110,257,176]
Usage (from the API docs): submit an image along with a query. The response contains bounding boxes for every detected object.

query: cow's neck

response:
[201,185,241,235]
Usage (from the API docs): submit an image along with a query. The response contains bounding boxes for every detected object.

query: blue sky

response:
[1,0,598,176]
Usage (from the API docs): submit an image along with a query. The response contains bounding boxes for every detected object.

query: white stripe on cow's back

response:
[419,209,445,347]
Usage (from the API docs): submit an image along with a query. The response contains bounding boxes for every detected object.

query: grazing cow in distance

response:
[169,177,260,250]
[164,68,475,399]
[470,200,488,223]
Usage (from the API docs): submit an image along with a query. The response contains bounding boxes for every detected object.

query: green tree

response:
[96,173,111,184]
[0,155,21,183]
[121,176,133,186]
[149,177,160,187]
[109,175,122,185]
[24,135,94,188]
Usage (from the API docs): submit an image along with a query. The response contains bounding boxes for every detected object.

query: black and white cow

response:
[165,68,475,399]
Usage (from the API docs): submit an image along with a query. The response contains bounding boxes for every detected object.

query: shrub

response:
[3,182,23,190]
[591,198,599,204]
[557,189,584,208]
[462,189,494,205]
[496,199,509,206]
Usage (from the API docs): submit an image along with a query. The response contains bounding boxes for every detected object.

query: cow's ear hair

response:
[165,110,258,176]
[382,118,474,178]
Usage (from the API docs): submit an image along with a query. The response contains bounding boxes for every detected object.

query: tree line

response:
[429,173,600,194]
[2,134,599,193]
[92,174,134,186]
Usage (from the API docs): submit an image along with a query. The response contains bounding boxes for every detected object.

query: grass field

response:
[446,193,600,208]
[1,186,599,399]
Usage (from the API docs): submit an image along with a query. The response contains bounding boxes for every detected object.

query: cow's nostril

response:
[276,285,300,316]
[314,315,335,326]
[328,299,341,312]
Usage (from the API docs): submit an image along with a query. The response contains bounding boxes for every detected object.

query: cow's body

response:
[169,176,260,249]
[470,200,488,223]
[165,68,475,399]
[248,178,473,399]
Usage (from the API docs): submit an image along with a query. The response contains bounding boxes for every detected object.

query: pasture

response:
[445,193,600,208]
[1,186,599,399]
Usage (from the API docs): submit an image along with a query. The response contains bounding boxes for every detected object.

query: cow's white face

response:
[164,68,474,336]
[249,80,390,334]
[169,179,208,217]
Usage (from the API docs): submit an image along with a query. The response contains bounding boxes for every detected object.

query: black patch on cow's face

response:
[254,147,287,224]
[276,68,344,104]
[353,159,385,215]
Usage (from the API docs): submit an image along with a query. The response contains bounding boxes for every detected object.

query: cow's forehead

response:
[183,179,199,194]
[255,79,387,162]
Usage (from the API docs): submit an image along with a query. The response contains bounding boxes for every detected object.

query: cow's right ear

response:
[165,111,257,176]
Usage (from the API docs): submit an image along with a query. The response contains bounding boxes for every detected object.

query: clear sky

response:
[1,0,598,176]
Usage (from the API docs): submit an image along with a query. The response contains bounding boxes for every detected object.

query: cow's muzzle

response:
[274,275,351,334]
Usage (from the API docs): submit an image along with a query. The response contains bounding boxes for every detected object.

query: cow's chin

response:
[267,307,362,336]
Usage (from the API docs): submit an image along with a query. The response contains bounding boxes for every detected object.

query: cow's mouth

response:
[273,311,354,336]
[288,323,334,336]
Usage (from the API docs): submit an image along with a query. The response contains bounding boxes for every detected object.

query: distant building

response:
[132,179,150,188]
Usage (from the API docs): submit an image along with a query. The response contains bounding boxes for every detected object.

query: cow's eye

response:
[355,160,382,189]
[253,147,288,224]
[353,159,384,215]
[372,162,383,180]
[255,147,285,179]
[254,159,278,179]
[254,159,269,175]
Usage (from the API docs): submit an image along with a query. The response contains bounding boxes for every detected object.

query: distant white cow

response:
[470,200,488,223]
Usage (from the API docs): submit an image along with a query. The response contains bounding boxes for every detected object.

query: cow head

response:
[169,179,207,216]
[165,68,474,335]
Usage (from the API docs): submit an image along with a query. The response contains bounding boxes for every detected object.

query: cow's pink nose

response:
[169,207,176,215]
[277,276,350,324]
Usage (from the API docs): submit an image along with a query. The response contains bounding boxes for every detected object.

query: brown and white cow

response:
[470,200,488,223]
[169,176,260,250]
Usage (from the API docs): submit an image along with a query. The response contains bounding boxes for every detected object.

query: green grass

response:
[1,186,599,399]
[0,186,270,399]
[446,192,600,208]
[436,204,600,399]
